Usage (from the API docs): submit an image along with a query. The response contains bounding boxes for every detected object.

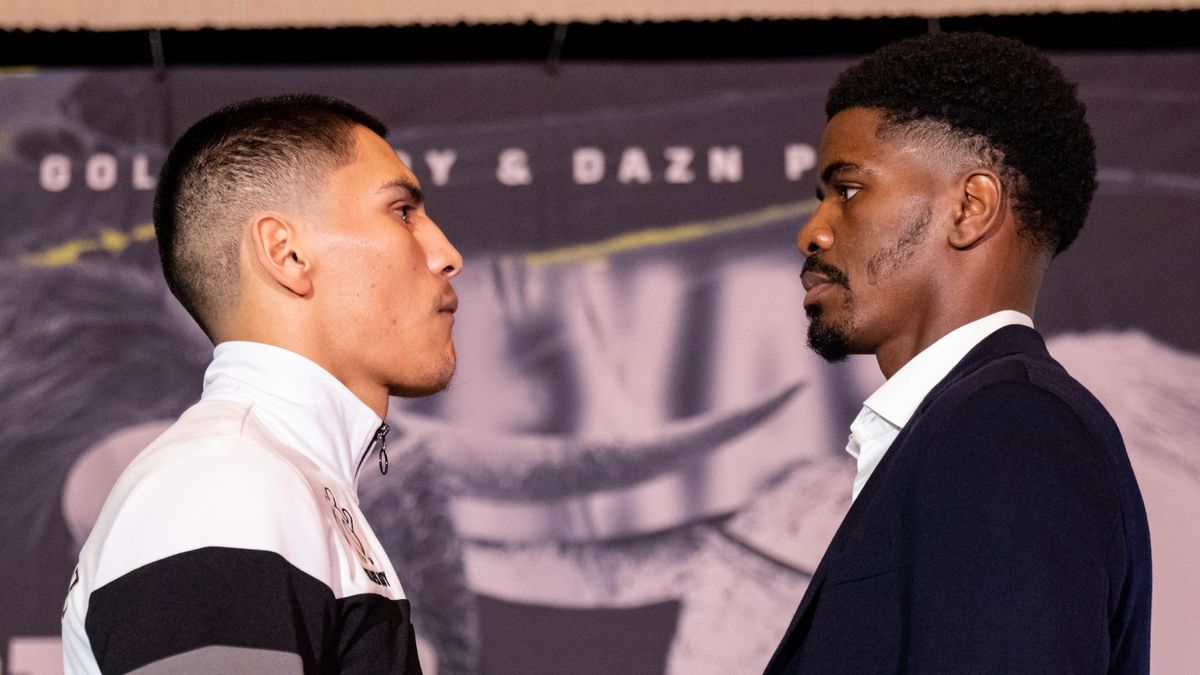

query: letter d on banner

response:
[573,147,605,185]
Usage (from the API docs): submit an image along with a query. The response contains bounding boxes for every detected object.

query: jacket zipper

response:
[356,423,391,477]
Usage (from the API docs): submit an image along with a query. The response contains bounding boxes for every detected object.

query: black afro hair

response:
[827,32,1096,255]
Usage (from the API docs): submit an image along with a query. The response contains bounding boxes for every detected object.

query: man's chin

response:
[387,359,457,398]
[807,318,852,363]
[386,343,456,396]
[389,377,452,398]
[391,374,451,396]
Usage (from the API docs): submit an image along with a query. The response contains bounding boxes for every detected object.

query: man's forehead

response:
[821,107,885,148]
[346,126,421,188]
[817,109,885,172]
[817,107,945,177]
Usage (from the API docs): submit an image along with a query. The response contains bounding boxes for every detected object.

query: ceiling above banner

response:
[4,0,1199,30]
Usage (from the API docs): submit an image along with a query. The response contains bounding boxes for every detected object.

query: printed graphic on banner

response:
[2,58,1199,674]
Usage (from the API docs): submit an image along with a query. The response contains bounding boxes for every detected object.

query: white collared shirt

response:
[846,310,1034,501]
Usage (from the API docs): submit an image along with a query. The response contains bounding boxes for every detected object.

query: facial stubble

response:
[805,205,932,363]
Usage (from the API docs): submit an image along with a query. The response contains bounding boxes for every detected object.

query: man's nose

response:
[796,207,834,257]
[419,220,464,279]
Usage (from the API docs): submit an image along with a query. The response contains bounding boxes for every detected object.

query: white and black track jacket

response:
[62,341,421,674]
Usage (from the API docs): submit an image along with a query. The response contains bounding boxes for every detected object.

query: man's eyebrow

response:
[379,179,424,205]
[819,161,864,186]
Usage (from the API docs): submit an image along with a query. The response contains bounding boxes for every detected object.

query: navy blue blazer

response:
[764,326,1152,674]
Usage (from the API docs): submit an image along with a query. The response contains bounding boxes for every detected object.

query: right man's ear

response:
[948,170,1006,251]
[248,215,313,297]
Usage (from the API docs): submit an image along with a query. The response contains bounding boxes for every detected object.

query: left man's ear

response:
[948,170,1006,250]
[249,214,314,297]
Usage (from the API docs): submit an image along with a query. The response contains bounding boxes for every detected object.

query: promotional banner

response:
[1,55,1198,674]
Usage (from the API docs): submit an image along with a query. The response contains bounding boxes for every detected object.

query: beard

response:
[866,204,932,284]
[802,203,931,363]
[806,301,853,363]
[801,253,855,362]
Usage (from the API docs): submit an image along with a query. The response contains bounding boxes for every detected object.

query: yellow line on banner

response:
[20,223,157,267]
[524,199,817,268]
[0,67,40,78]
[17,199,816,269]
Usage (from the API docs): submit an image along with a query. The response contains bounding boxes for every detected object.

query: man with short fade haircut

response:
[765,33,1150,673]
[63,94,462,674]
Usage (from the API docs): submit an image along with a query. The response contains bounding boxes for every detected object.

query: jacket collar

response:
[913,323,1048,419]
[849,323,1047,512]
[863,311,1033,430]
[200,341,385,492]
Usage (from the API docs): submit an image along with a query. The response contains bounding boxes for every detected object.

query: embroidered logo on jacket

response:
[323,487,391,587]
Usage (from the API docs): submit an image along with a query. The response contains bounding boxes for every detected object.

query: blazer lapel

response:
[763,433,898,673]
[763,326,1047,673]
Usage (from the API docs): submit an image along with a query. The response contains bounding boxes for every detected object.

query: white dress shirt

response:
[846,310,1034,501]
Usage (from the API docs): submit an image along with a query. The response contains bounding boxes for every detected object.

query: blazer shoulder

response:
[933,346,1124,448]
[912,355,1143,532]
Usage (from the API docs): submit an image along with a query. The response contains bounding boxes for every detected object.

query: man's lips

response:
[800,257,848,306]
[438,292,458,314]
[801,270,833,292]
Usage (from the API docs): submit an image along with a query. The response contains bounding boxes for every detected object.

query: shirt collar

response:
[862,310,1034,429]
[200,341,384,491]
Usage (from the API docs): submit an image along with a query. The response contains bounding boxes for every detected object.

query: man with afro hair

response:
[765,32,1151,673]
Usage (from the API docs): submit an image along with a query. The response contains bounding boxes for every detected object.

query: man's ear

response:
[949,170,1006,250]
[249,214,313,297]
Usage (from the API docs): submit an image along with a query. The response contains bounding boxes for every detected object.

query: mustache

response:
[802,254,850,288]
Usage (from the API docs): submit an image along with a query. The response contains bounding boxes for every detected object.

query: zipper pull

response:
[373,423,391,475]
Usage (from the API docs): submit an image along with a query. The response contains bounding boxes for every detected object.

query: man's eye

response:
[837,185,860,202]
[395,205,413,223]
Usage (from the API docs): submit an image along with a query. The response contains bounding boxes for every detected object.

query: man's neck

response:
[874,304,1034,379]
